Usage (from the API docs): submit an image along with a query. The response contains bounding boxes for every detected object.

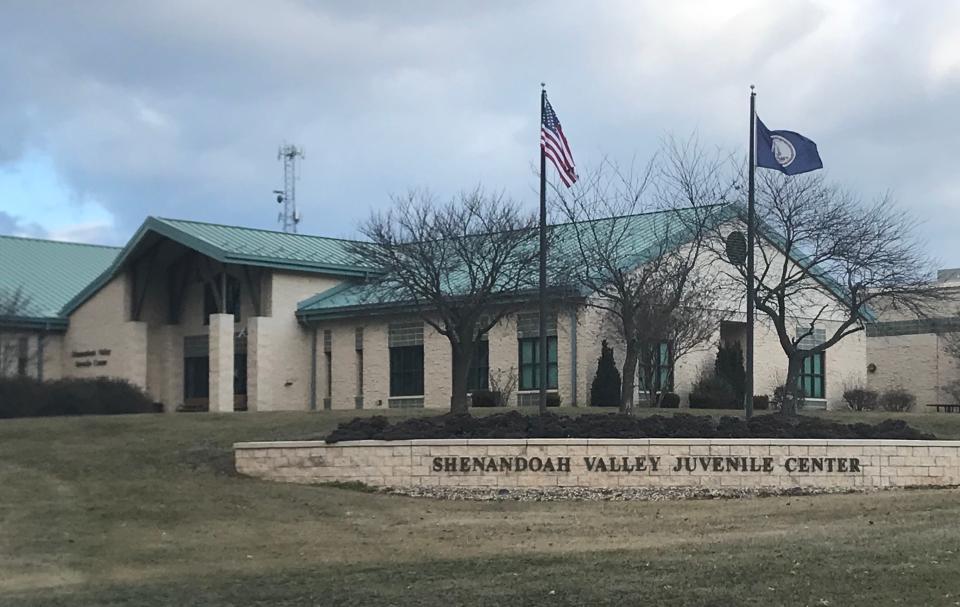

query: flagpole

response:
[745,85,756,419]
[538,83,548,416]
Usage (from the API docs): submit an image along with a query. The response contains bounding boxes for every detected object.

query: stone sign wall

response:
[234,438,960,490]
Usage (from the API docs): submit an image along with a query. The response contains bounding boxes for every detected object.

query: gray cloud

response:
[0,0,958,262]
[0,211,44,237]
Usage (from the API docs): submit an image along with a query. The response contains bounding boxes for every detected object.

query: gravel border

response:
[379,485,872,502]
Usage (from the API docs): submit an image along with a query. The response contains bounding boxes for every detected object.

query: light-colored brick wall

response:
[486,314,518,404]
[361,321,389,409]
[310,302,866,411]
[235,438,960,490]
[867,333,959,406]
[313,308,581,410]
[60,256,339,412]
[62,275,148,389]
[252,272,342,411]
[41,333,63,380]
[208,313,234,412]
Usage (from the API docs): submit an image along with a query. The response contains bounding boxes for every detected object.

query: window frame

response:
[389,344,424,397]
[638,341,674,394]
[16,336,28,377]
[799,350,826,399]
[466,340,490,392]
[183,355,210,399]
[517,336,558,391]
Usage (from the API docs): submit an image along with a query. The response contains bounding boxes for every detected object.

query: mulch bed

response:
[325,410,935,443]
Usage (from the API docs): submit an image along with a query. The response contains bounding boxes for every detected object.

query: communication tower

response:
[274,143,304,233]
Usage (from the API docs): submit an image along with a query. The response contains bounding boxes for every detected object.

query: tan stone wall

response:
[865,280,960,407]
[61,276,148,389]
[41,333,63,380]
[235,438,960,490]
[208,313,235,413]
[486,314,518,404]
[252,272,342,411]
[867,333,959,406]
[313,307,582,410]
[310,303,866,410]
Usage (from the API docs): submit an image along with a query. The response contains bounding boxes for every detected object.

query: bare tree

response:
[554,138,732,412]
[0,288,37,378]
[716,171,944,415]
[351,189,541,414]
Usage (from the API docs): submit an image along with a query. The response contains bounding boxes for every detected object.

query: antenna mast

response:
[274,143,304,233]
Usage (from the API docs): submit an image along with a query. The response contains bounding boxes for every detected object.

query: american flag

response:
[541,95,577,187]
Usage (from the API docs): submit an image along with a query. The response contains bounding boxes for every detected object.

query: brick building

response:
[866,269,960,406]
[0,210,871,411]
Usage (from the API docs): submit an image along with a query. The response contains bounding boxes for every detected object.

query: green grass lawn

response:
[2,408,960,606]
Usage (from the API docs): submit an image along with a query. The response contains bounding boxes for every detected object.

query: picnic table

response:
[927,404,960,413]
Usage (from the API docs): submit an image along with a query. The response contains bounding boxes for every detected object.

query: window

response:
[466,340,489,392]
[638,341,673,393]
[17,337,28,377]
[388,322,424,397]
[234,352,247,395]
[203,274,241,324]
[799,351,826,399]
[355,328,364,396]
[324,330,333,399]
[390,345,424,396]
[518,336,558,391]
[183,356,209,399]
[796,326,826,349]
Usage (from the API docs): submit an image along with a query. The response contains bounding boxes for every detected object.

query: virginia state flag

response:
[756,117,823,175]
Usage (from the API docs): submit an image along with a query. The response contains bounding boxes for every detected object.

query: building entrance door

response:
[183,335,209,411]
[234,334,248,411]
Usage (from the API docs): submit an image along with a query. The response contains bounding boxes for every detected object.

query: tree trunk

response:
[781,355,803,417]
[450,339,474,415]
[620,341,639,414]
[638,346,657,408]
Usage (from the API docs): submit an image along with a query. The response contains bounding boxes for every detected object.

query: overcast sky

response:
[0,0,958,264]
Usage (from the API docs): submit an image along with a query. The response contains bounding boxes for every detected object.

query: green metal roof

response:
[0,235,120,328]
[62,217,379,316]
[296,203,874,323]
[151,218,376,273]
[297,205,735,321]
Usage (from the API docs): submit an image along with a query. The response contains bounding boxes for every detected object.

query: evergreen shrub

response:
[590,340,622,407]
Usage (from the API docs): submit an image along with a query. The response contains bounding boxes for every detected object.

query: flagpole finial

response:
[541,82,546,90]
[750,84,756,94]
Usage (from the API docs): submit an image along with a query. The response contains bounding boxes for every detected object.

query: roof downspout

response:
[309,325,318,411]
[36,330,45,381]
[570,308,578,406]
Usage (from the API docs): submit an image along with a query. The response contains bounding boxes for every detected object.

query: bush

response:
[772,385,805,412]
[0,377,158,419]
[944,380,960,405]
[843,388,879,411]
[590,340,621,407]
[689,365,738,409]
[879,388,915,412]
[324,411,935,442]
[753,395,770,411]
[715,341,746,405]
[659,393,681,408]
[470,390,502,407]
